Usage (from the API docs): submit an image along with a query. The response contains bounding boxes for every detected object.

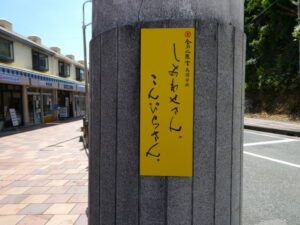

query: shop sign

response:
[53,104,59,110]
[0,74,20,83]
[59,83,75,90]
[140,28,195,177]
[30,79,57,89]
[63,84,74,90]
[59,107,69,118]
[39,81,53,87]
[77,85,85,92]
[9,108,19,126]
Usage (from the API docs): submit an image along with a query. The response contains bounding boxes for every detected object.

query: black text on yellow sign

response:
[140,28,195,177]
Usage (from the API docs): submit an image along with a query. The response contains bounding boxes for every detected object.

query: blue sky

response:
[1,0,92,62]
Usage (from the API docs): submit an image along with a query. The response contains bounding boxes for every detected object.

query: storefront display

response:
[74,94,85,117]
[27,88,56,124]
[42,89,55,122]
[0,64,86,131]
[28,88,42,125]
[0,84,23,130]
[43,94,54,116]
[58,90,72,119]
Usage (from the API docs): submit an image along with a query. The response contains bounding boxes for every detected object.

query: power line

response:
[245,0,283,26]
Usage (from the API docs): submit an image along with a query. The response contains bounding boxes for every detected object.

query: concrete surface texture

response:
[92,0,244,36]
[0,120,88,225]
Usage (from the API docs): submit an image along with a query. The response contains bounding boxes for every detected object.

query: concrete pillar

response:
[89,1,245,225]
[22,86,29,125]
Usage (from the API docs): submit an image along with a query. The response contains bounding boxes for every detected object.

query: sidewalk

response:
[244,117,300,136]
[0,120,88,225]
[0,118,82,138]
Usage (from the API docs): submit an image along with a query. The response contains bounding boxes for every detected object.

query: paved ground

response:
[243,129,300,225]
[1,119,300,225]
[0,120,88,225]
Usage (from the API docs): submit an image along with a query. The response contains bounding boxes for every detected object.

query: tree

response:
[245,0,300,92]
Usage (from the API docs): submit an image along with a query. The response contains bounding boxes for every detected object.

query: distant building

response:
[0,19,86,131]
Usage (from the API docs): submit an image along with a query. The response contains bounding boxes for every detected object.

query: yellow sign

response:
[140,28,195,177]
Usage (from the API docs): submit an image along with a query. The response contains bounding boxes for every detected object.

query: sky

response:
[1,0,92,62]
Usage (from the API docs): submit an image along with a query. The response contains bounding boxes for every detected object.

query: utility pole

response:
[298,0,300,71]
[89,1,245,225]
[82,0,92,120]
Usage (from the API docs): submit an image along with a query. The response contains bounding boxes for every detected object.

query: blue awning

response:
[0,65,82,87]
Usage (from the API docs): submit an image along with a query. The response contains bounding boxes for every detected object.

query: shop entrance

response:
[0,84,23,131]
[58,90,72,119]
[28,92,42,125]
[74,94,86,117]
[42,89,55,123]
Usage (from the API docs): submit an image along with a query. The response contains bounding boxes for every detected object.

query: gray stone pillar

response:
[89,1,245,225]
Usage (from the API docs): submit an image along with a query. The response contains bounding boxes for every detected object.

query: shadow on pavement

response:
[0,117,82,138]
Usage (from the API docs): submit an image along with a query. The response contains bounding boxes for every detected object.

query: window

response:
[76,68,85,81]
[59,61,70,77]
[32,50,49,71]
[0,37,14,62]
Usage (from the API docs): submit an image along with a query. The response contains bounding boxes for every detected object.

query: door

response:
[28,94,42,124]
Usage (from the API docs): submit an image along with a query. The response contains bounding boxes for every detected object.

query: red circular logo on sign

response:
[185,31,191,38]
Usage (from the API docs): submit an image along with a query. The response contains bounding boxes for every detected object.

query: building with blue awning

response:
[0,19,86,131]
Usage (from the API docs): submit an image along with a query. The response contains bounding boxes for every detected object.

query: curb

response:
[244,125,300,137]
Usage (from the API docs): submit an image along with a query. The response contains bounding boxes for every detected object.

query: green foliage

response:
[245,0,299,92]
[292,24,300,38]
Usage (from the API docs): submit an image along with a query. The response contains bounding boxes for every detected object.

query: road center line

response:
[244,139,297,147]
[244,151,300,169]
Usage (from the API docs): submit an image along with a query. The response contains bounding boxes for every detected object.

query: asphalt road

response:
[243,130,300,225]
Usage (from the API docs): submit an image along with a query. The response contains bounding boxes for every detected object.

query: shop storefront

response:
[58,83,75,119]
[0,70,29,131]
[0,65,86,131]
[0,83,23,131]
[30,79,58,123]
[42,89,55,123]
[74,84,86,117]
[74,94,85,117]
[27,88,42,125]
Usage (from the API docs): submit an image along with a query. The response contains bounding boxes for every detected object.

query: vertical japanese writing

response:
[169,43,182,138]
[146,74,160,161]
[184,31,192,87]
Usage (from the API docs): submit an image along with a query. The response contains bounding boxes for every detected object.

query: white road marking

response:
[244,151,300,169]
[244,130,288,139]
[244,139,297,147]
